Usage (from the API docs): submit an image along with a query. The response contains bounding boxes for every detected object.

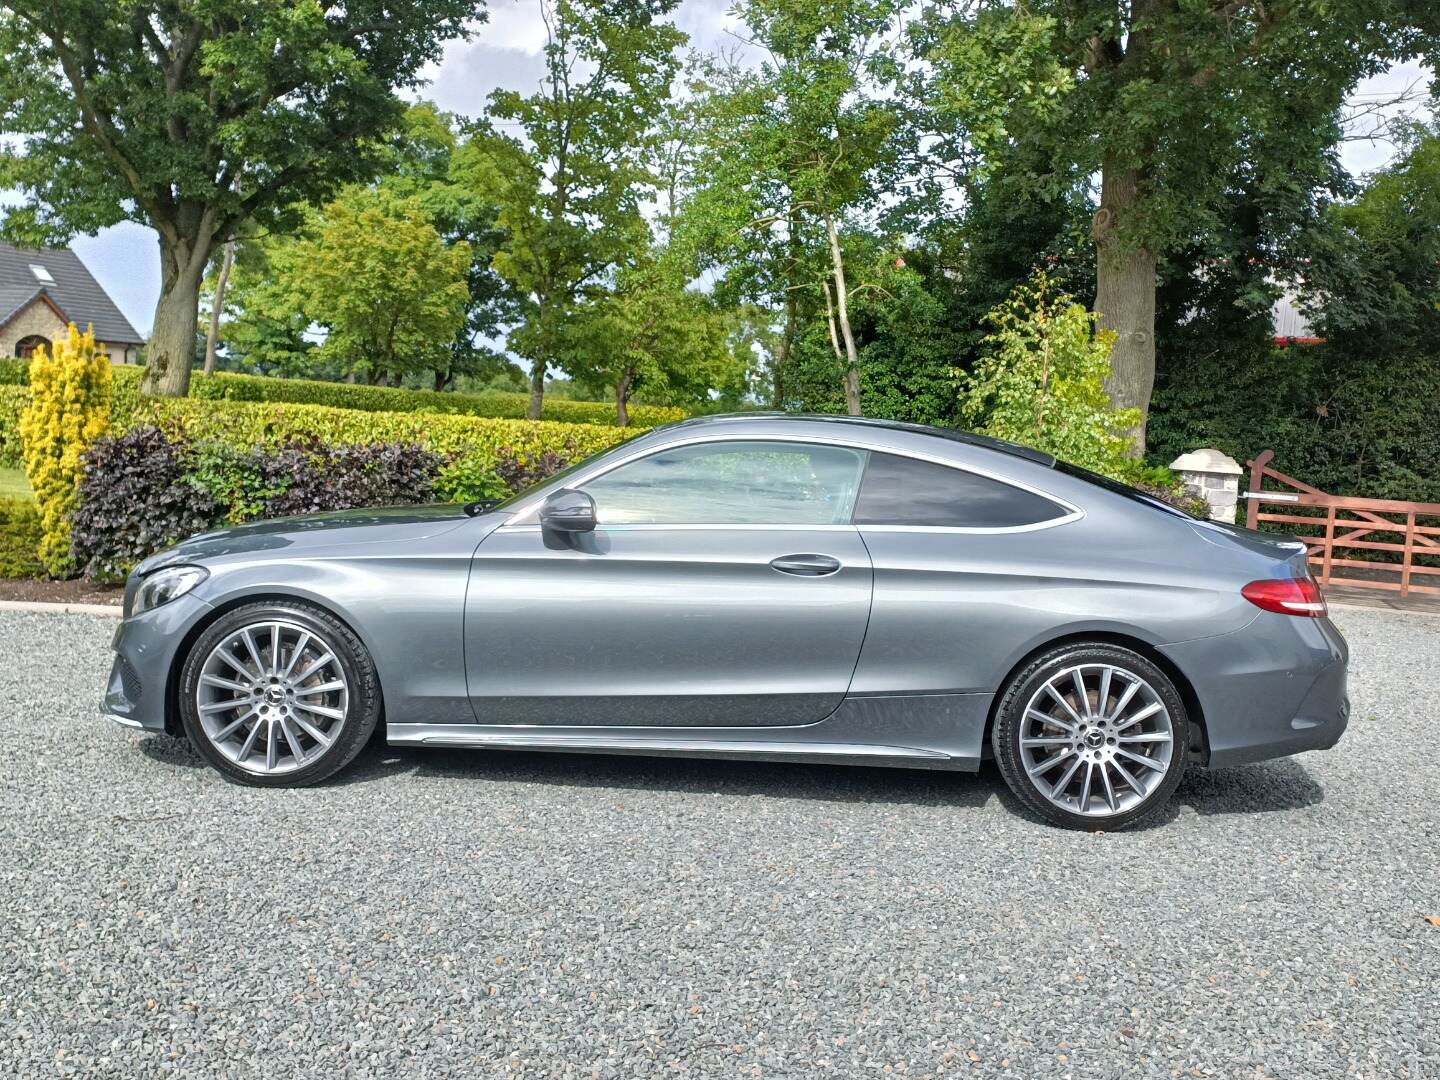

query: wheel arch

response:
[980,630,1209,765]
[163,591,385,737]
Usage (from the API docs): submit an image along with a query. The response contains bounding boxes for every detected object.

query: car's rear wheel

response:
[178,601,380,787]
[992,643,1189,830]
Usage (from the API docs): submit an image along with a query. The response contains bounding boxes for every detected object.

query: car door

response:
[464,438,874,727]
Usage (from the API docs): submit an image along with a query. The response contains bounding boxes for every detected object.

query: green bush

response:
[1149,342,1440,503]
[0,386,24,468]
[0,497,43,578]
[101,365,686,428]
[0,359,27,386]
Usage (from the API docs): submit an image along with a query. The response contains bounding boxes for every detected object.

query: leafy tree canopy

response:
[0,0,481,394]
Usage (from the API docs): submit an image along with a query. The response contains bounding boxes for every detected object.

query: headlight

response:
[134,565,209,615]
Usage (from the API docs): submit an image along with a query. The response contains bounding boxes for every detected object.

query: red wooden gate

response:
[1243,450,1440,598]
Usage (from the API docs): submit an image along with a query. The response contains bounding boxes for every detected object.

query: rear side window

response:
[853,452,1069,528]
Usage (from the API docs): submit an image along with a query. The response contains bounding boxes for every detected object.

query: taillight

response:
[1242,577,1328,617]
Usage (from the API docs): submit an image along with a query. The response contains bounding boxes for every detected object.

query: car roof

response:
[661,413,1058,468]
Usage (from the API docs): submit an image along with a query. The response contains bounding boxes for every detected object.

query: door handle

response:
[769,553,842,576]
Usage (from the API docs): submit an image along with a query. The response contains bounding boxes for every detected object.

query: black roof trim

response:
[664,413,1057,467]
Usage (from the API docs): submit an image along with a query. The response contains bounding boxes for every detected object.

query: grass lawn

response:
[0,467,33,501]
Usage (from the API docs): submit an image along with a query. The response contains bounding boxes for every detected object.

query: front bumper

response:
[101,592,215,733]
[1161,613,1349,769]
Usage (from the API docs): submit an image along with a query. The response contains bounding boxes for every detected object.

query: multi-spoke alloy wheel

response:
[993,644,1189,830]
[196,621,349,775]
[180,602,380,787]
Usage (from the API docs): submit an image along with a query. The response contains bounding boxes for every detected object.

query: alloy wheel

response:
[194,620,350,776]
[1017,663,1175,818]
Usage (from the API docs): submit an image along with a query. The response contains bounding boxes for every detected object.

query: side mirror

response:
[538,488,597,533]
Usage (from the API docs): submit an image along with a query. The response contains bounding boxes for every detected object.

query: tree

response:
[382,104,515,391]
[19,324,111,576]
[677,0,906,415]
[214,238,317,377]
[563,255,741,425]
[959,275,1139,476]
[924,0,1430,451]
[459,0,685,419]
[0,0,479,397]
[284,188,471,384]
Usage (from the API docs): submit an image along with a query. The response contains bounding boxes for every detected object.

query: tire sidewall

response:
[179,601,380,787]
[992,644,1190,831]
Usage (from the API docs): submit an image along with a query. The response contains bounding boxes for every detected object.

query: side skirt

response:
[385,724,961,770]
[386,692,992,773]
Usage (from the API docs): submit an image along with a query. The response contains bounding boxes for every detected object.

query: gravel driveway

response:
[1,606,1437,1078]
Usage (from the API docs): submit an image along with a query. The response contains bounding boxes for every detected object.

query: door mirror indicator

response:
[538,489,597,533]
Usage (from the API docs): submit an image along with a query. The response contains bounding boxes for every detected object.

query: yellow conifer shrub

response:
[19,325,112,576]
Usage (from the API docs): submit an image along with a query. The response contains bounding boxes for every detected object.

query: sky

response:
[50,1,1436,337]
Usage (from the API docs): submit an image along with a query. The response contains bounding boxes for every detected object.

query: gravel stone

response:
[0,606,1436,1077]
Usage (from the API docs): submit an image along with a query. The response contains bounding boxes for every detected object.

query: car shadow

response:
[134,733,1327,823]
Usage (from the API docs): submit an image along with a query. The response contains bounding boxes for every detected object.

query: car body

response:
[102,414,1349,828]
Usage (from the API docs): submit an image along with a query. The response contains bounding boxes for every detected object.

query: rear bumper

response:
[100,592,214,733]
[1161,614,1349,768]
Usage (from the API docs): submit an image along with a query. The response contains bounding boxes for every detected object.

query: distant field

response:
[0,467,32,501]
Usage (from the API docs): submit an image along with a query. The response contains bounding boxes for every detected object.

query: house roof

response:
[0,242,143,345]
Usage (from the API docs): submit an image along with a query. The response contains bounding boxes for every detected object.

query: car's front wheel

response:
[992,643,1189,830]
[178,601,380,787]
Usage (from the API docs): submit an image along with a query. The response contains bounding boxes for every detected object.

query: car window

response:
[854,451,1069,528]
[582,441,868,525]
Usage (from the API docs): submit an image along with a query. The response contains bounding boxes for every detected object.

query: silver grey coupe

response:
[102,414,1349,829]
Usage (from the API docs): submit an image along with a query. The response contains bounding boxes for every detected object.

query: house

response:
[0,242,144,364]
[1271,287,1322,347]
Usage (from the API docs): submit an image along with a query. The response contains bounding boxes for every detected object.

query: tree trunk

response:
[1092,160,1157,454]
[825,214,861,416]
[142,233,211,397]
[528,360,545,421]
[434,368,452,393]
[614,369,634,427]
[202,239,235,377]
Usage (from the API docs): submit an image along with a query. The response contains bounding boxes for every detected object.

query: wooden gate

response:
[1243,450,1440,598]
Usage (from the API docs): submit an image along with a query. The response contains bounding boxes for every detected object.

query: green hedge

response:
[1,381,640,470]
[1149,343,1440,504]
[0,386,23,468]
[126,395,638,461]
[2,362,687,426]
[63,365,683,427]
[0,497,42,578]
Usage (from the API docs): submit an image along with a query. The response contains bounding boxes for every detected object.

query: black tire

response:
[178,600,381,787]
[991,643,1189,831]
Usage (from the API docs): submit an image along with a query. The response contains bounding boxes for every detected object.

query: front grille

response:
[118,656,142,702]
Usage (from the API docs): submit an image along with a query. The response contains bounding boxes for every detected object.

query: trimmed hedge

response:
[44,365,685,427]
[127,395,637,461]
[0,497,43,578]
[0,386,23,468]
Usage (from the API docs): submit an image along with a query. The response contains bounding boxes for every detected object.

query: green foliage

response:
[562,255,742,424]
[18,325,112,576]
[0,386,25,468]
[283,187,472,382]
[0,497,43,578]
[464,0,686,411]
[959,276,1139,477]
[1149,341,1440,505]
[0,0,477,395]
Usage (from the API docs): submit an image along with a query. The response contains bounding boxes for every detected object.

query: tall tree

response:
[678,0,906,415]
[284,188,472,384]
[460,0,685,419]
[924,0,1434,450]
[563,254,741,425]
[0,0,480,397]
[382,104,515,391]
